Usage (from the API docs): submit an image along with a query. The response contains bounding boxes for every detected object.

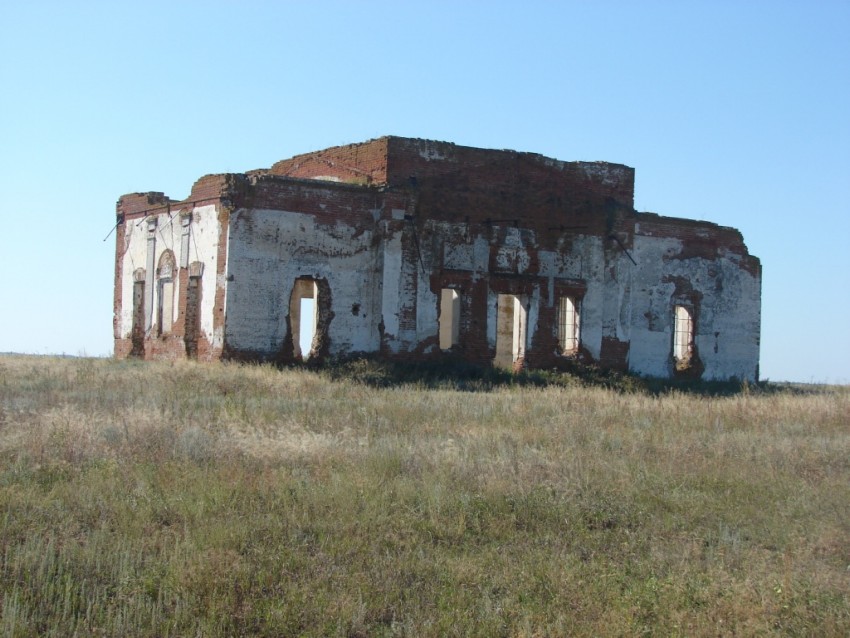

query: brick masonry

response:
[114,137,761,381]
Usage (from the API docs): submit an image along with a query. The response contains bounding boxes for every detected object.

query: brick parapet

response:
[231,175,386,227]
[116,192,171,219]
[635,212,761,276]
[267,137,636,234]
[387,136,634,207]
[117,175,232,223]
[270,137,389,184]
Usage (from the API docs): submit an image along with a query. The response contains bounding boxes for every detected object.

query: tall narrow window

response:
[439,288,460,350]
[290,278,319,360]
[131,268,146,357]
[493,293,526,369]
[145,218,157,333]
[185,262,203,359]
[299,297,316,357]
[673,305,694,367]
[558,296,580,354]
[157,251,176,336]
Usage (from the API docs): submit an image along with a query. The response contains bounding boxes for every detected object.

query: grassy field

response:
[0,355,848,637]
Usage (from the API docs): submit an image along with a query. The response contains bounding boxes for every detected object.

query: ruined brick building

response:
[113,137,761,380]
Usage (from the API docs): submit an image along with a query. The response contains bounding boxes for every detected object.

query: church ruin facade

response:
[113,137,761,380]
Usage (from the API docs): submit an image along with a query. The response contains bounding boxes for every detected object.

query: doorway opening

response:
[439,288,460,350]
[290,278,319,360]
[493,293,527,369]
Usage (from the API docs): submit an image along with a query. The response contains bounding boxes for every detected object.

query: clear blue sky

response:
[1,1,848,383]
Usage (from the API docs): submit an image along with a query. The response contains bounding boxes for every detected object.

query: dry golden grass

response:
[0,355,848,636]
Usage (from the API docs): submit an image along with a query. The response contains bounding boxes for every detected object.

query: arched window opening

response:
[673,305,694,369]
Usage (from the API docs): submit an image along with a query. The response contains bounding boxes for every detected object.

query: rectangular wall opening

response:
[156,251,176,337]
[558,296,580,354]
[131,279,145,357]
[493,293,526,369]
[439,288,460,350]
[159,279,174,335]
[673,304,694,368]
[290,279,319,360]
[299,297,316,359]
[184,276,201,359]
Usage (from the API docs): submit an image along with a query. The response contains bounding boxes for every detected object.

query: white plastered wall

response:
[118,204,220,347]
[424,221,611,362]
[224,208,382,357]
[628,233,761,381]
[534,235,608,361]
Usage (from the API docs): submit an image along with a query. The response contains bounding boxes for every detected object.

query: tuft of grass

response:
[0,354,848,636]
[311,354,778,396]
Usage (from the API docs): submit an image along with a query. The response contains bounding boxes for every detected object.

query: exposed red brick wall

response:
[117,176,233,225]
[599,337,631,371]
[387,136,633,199]
[114,333,216,362]
[114,338,133,359]
[235,175,384,226]
[189,174,232,203]
[113,212,126,343]
[269,138,389,185]
[116,192,170,218]
[636,213,761,277]
[267,137,635,242]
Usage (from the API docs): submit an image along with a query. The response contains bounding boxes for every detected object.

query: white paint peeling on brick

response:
[224,208,383,356]
[118,204,219,347]
[418,145,448,161]
[628,233,761,380]
[191,205,221,347]
[115,138,760,380]
[380,231,403,344]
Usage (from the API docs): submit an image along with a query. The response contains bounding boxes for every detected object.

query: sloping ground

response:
[1,355,848,636]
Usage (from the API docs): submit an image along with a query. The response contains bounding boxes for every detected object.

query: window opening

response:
[299,297,316,358]
[159,279,174,335]
[558,296,580,354]
[673,305,694,368]
[290,279,319,360]
[439,288,460,350]
[157,251,176,336]
[184,274,201,359]
[494,293,526,369]
[130,269,146,357]
[144,219,156,332]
